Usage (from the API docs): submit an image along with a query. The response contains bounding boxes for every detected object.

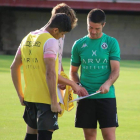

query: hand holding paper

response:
[69,91,101,103]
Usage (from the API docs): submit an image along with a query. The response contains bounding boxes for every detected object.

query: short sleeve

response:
[43,38,58,58]
[109,38,120,61]
[71,41,81,66]
[16,44,21,55]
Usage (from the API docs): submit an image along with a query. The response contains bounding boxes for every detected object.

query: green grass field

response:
[0,55,140,140]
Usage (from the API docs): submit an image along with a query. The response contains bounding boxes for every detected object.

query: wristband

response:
[77,82,82,86]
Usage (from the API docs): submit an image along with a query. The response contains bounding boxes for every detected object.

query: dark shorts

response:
[23,101,59,131]
[75,98,119,129]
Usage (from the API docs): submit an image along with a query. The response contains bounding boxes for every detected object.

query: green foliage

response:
[0,55,140,140]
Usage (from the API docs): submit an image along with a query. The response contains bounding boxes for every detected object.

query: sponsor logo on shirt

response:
[24,41,41,47]
[82,50,108,70]
[92,50,97,56]
[101,43,108,49]
[81,43,88,48]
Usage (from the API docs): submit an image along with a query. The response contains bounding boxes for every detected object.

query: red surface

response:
[0,0,140,11]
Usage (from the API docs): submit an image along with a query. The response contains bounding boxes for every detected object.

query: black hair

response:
[87,9,106,24]
[48,13,72,32]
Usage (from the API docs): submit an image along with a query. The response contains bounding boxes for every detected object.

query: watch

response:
[77,82,82,86]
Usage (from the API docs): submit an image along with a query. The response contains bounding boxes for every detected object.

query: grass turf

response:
[0,55,140,140]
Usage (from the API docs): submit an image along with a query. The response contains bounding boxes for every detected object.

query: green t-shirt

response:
[71,33,120,99]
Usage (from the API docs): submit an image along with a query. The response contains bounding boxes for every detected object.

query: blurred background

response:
[0,0,140,60]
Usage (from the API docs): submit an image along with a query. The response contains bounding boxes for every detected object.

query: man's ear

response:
[103,22,106,27]
[53,28,59,34]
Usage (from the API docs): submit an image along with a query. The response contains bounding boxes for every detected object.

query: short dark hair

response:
[51,3,78,29]
[48,13,72,32]
[87,9,106,25]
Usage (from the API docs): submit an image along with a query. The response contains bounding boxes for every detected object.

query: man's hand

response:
[72,83,88,97]
[97,82,110,94]
[51,103,62,113]
[19,95,25,106]
[69,66,88,96]
[58,84,66,90]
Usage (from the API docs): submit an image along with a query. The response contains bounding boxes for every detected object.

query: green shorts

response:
[23,101,59,130]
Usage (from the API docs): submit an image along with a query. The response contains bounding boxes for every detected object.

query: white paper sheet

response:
[57,87,64,104]
[69,91,101,103]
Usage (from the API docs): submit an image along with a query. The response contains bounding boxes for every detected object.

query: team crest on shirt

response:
[101,43,108,49]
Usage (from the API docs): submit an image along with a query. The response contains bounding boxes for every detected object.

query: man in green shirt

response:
[70,9,120,140]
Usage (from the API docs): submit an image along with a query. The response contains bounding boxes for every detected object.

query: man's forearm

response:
[11,66,23,98]
[46,70,57,104]
[58,75,74,87]
[69,71,80,83]
[105,69,120,86]
[59,73,88,96]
